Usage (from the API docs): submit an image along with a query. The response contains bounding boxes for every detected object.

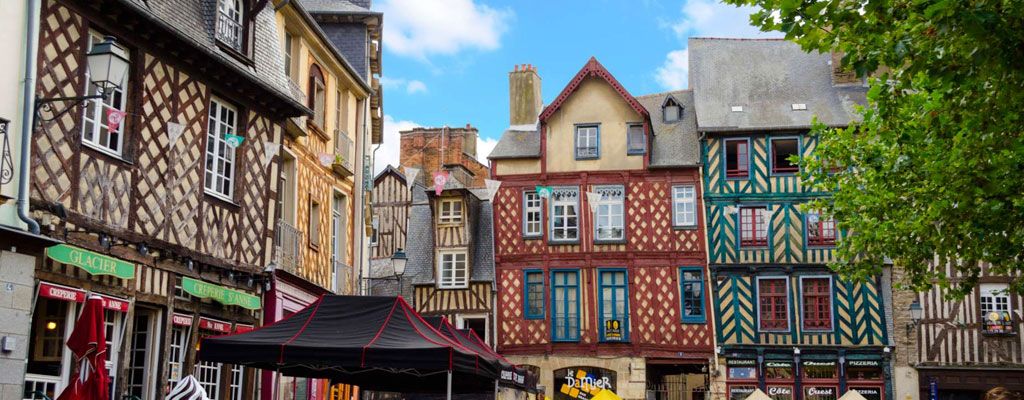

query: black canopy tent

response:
[421,317,538,393]
[198,296,501,395]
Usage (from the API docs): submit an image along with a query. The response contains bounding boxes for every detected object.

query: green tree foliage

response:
[721,0,1024,297]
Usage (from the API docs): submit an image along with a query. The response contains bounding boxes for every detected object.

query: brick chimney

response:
[399,125,490,188]
[509,64,542,126]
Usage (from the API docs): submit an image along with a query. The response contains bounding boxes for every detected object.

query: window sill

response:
[771,170,800,176]
[437,284,470,290]
[740,245,770,249]
[626,150,646,156]
[672,225,699,231]
[204,190,240,208]
[758,328,790,333]
[548,240,580,246]
[575,156,600,161]
[593,239,626,245]
[599,340,630,344]
[307,120,330,141]
[551,339,580,343]
[215,40,254,66]
[81,142,133,166]
[524,315,544,321]
[807,243,836,249]
[803,327,834,333]
[681,318,707,324]
[523,235,543,241]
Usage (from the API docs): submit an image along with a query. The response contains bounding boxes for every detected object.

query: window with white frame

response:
[195,330,223,399]
[283,32,294,79]
[575,125,599,159]
[81,31,128,157]
[550,187,579,242]
[439,198,463,224]
[204,98,238,199]
[981,283,1013,333]
[672,185,697,227]
[370,215,379,246]
[663,98,681,122]
[309,199,321,248]
[594,186,624,241]
[216,0,244,51]
[438,251,468,289]
[230,364,244,400]
[523,192,542,237]
[167,321,191,386]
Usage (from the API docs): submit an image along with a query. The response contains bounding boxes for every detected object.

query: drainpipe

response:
[17,0,41,234]
[361,142,381,295]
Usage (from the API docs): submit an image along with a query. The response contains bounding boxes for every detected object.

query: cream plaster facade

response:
[545,77,644,173]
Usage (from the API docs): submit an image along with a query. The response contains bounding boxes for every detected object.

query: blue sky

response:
[371,0,780,172]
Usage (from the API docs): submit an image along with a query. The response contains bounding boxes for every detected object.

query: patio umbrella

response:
[57,295,109,400]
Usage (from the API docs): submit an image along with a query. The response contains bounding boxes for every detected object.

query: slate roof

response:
[636,90,701,167]
[290,0,372,92]
[488,126,540,160]
[689,38,867,132]
[121,0,304,113]
[303,0,375,14]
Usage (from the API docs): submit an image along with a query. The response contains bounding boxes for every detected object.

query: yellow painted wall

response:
[545,77,644,173]
[494,159,541,176]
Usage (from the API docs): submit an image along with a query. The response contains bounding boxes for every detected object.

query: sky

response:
[371,0,781,173]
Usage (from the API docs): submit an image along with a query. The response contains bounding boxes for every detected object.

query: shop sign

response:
[37,282,129,312]
[726,359,757,367]
[181,277,261,310]
[603,319,623,341]
[553,367,616,400]
[847,360,881,367]
[765,361,793,368]
[172,314,194,327]
[501,369,526,385]
[234,324,254,334]
[767,386,793,399]
[850,387,882,400]
[46,244,135,279]
[804,386,837,400]
[729,386,756,400]
[199,317,231,333]
[802,360,837,367]
[929,378,938,400]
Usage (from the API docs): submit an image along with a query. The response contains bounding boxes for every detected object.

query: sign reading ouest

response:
[181,277,261,310]
[46,244,135,279]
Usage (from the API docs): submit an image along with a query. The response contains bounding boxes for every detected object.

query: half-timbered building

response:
[367,166,409,294]
[690,38,890,400]
[19,1,307,400]
[489,60,713,400]
[263,2,371,400]
[891,264,1024,399]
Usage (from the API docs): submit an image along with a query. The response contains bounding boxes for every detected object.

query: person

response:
[986,387,1023,400]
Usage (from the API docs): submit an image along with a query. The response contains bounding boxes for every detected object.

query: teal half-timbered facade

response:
[689,38,890,400]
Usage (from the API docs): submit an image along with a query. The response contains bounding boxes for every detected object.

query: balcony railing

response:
[275,219,302,276]
[334,259,352,294]
[332,131,354,177]
[216,9,243,51]
[982,311,1014,335]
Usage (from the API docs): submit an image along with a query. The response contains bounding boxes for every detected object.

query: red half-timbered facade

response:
[489,59,712,400]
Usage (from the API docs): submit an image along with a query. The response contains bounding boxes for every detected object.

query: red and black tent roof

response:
[198,296,500,393]
[421,317,538,392]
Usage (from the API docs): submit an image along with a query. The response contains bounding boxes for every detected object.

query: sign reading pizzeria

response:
[181,277,261,310]
[850,387,882,400]
[553,367,616,400]
[46,244,135,279]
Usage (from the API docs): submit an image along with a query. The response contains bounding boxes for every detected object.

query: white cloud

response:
[406,80,427,94]
[379,76,406,89]
[476,136,498,165]
[375,115,421,174]
[377,0,513,60]
[655,49,689,90]
[669,0,779,39]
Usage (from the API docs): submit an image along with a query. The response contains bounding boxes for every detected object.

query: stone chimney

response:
[830,52,860,85]
[509,64,542,126]
[399,125,490,188]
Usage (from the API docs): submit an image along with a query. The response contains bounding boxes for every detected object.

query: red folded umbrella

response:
[58,295,109,400]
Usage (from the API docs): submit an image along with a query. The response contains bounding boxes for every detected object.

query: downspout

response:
[361,142,380,295]
[17,0,41,234]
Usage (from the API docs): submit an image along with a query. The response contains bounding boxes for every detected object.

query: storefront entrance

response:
[919,369,1024,400]
[645,363,708,400]
[722,351,888,400]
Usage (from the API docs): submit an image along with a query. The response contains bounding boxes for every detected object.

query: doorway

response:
[645,363,708,400]
[126,307,163,400]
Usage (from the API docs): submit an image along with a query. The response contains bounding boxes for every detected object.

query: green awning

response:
[46,244,134,279]
[182,277,261,310]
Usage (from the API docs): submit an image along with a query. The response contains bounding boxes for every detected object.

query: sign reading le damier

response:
[553,367,616,400]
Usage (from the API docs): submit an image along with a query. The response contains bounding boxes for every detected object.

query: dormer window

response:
[663,98,682,122]
[439,198,463,224]
[216,0,245,52]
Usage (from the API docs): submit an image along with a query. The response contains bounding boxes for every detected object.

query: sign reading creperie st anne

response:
[46,244,135,279]
[181,277,261,310]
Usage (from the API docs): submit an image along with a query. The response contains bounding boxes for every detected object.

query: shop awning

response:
[198,295,500,393]
[420,317,538,393]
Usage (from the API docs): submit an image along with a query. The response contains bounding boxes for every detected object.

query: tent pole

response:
[446,370,453,400]
[493,379,498,400]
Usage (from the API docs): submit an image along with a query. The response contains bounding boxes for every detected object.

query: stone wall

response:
[891,267,921,400]
[0,250,36,400]
[399,125,489,188]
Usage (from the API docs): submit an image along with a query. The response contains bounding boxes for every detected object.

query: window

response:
[230,364,244,400]
[309,199,321,248]
[523,192,542,238]
[806,211,837,247]
[765,361,795,400]
[216,0,244,51]
[331,192,347,292]
[550,187,579,243]
[598,270,629,342]
[551,270,580,341]
[81,31,129,157]
[725,139,749,178]
[627,123,645,155]
[309,65,326,128]
[801,277,833,331]
[370,215,379,247]
[981,283,1012,334]
[680,268,705,323]
[336,89,349,137]
[740,206,768,247]
[456,315,489,344]
[594,186,624,242]
[771,138,800,174]
[168,320,191,386]
[195,331,223,400]
[672,185,697,227]
[283,32,294,79]
[663,98,681,122]
[438,251,468,289]
[803,386,838,400]
[204,98,238,200]
[439,198,463,224]
[758,278,789,331]
[126,310,160,400]
[575,125,599,159]
[335,88,346,148]
[524,270,544,319]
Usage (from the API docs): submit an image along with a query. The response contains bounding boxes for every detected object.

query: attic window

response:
[663,98,682,122]
[792,103,807,111]
[731,106,744,112]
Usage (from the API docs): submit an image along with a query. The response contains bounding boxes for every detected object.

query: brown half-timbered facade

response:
[489,60,712,400]
[21,1,306,400]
